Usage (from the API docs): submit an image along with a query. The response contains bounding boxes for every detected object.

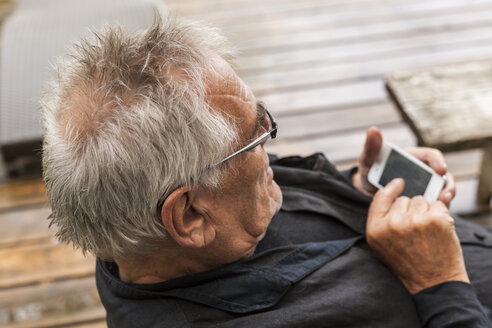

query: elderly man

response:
[41,19,492,327]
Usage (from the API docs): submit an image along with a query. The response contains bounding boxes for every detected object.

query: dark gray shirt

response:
[96,153,492,327]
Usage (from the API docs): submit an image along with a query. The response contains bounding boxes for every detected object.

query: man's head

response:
[41,18,282,265]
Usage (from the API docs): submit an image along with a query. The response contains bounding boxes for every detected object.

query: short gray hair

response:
[41,18,238,259]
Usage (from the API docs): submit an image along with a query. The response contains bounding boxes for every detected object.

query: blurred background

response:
[1,0,492,326]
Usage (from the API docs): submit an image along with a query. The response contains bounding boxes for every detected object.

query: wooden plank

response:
[166,0,384,17]
[224,0,492,40]
[245,47,492,96]
[236,6,492,53]
[0,179,47,212]
[0,277,104,328]
[237,26,492,73]
[0,206,52,248]
[275,101,400,139]
[0,242,95,289]
[3,308,104,328]
[260,79,387,116]
[184,0,412,25]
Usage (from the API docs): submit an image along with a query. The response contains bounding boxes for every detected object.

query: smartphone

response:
[368,142,446,202]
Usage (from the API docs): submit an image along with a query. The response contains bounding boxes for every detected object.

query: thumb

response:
[359,126,383,169]
[368,178,405,219]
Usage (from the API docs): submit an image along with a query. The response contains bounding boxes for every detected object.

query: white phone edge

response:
[367,142,446,203]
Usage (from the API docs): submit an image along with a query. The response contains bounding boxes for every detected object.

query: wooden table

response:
[386,61,492,208]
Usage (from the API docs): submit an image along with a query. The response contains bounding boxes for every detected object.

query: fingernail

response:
[444,192,452,201]
[392,178,404,185]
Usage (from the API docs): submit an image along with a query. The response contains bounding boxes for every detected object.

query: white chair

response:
[0,0,166,176]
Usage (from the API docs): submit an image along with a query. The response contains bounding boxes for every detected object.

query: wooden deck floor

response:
[2,0,492,326]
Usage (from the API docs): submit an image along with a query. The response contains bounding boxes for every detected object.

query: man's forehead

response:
[207,61,252,100]
[205,56,257,135]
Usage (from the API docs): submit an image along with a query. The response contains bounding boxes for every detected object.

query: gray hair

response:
[40,18,238,259]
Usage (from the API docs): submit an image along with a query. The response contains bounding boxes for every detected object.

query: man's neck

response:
[114,246,218,284]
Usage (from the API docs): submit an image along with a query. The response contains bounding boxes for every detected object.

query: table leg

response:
[477,147,492,209]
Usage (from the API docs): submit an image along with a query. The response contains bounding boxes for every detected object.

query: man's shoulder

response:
[269,152,356,188]
[269,152,336,172]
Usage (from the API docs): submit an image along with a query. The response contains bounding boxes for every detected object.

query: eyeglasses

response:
[213,103,277,167]
[156,104,277,210]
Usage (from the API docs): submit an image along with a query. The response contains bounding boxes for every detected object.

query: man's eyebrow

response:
[248,101,266,140]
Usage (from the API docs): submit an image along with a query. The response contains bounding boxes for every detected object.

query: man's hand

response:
[366,178,469,295]
[351,127,456,207]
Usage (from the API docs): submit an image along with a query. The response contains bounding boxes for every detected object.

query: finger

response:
[429,200,449,214]
[359,126,383,169]
[369,178,405,219]
[389,196,411,214]
[438,173,456,207]
[409,195,429,213]
[429,201,453,225]
[407,148,447,176]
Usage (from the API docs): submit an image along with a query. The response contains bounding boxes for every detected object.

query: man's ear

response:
[160,187,216,248]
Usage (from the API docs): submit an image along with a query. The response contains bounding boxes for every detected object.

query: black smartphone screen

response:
[379,149,432,198]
